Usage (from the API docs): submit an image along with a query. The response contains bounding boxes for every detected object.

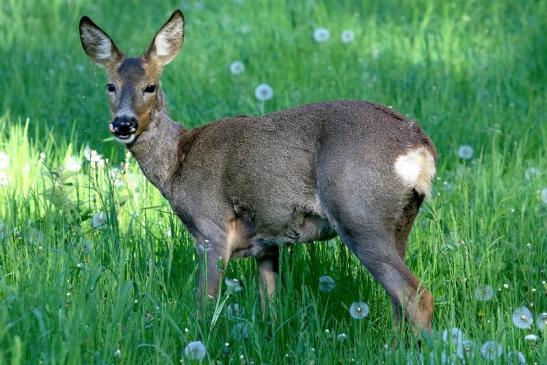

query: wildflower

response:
[198,239,212,252]
[254,84,273,101]
[512,307,533,329]
[39,152,46,160]
[336,333,348,342]
[231,323,249,340]
[113,348,122,358]
[524,334,538,342]
[506,351,526,364]
[442,328,464,345]
[474,285,494,301]
[224,278,243,292]
[480,341,502,360]
[349,302,369,319]
[91,212,107,229]
[318,275,336,292]
[524,167,540,181]
[536,312,547,330]
[458,145,473,160]
[313,27,330,43]
[0,171,8,186]
[230,61,245,75]
[184,341,207,360]
[541,187,547,204]
[340,30,355,43]
[64,156,82,172]
[456,339,476,360]
[0,151,9,169]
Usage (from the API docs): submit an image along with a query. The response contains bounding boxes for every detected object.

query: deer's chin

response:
[114,134,136,144]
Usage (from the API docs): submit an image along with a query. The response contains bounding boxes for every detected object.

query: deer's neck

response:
[128,101,184,195]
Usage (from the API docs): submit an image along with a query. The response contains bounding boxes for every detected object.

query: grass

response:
[0,0,545,363]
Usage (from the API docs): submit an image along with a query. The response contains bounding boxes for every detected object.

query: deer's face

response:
[79,11,184,144]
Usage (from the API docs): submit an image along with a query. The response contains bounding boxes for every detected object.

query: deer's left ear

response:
[145,10,184,66]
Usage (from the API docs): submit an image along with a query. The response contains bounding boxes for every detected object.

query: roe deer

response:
[79,10,437,334]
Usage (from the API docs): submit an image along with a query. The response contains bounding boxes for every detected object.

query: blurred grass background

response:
[0,0,545,364]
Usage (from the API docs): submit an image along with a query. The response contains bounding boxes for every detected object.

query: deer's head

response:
[79,10,184,144]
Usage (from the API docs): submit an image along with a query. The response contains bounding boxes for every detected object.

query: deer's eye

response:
[144,84,156,93]
[106,83,116,93]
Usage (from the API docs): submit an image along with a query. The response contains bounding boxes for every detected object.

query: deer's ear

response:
[145,10,184,66]
[79,16,123,66]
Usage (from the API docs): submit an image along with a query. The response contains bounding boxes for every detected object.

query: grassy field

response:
[0,0,546,364]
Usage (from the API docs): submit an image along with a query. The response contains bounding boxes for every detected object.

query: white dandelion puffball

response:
[349,302,369,319]
[318,275,336,292]
[232,323,249,340]
[0,171,8,186]
[230,60,245,75]
[480,341,502,361]
[336,333,348,342]
[512,306,534,329]
[224,277,243,292]
[506,351,526,364]
[524,167,540,180]
[197,240,212,253]
[457,339,476,360]
[184,341,207,360]
[474,285,494,301]
[255,83,273,101]
[442,327,464,345]
[541,187,547,205]
[91,212,107,229]
[0,151,9,169]
[524,334,538,342]
[537,312,547,330]
[341,30,355,43]
[64,156,82,172]
[313,27,330,43]
[458,145,473,160]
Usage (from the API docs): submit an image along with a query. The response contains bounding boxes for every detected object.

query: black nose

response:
[112,116,138,135]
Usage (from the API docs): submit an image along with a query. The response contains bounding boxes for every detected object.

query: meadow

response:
[0,0,545,364]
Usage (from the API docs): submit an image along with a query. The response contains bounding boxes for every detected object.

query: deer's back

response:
[172,100,436,245]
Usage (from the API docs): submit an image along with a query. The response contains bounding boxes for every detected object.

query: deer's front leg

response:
[197,243,227,306]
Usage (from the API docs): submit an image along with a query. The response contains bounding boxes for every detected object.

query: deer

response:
[79,10,437,335]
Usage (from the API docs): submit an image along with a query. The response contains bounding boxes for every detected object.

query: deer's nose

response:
[112,116,138,135]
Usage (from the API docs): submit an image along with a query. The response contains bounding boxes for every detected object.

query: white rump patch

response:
[394,147,436,196]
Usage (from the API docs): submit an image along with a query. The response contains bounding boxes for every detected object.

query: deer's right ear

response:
[79,16,122,67]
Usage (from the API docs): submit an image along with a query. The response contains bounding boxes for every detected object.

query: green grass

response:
[0,0,545,364]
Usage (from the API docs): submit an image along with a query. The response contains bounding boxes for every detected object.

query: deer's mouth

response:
[109,123,136,144]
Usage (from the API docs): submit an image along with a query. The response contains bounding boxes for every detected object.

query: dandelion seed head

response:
[456,339,476,360]
[318,275,335,292]
[474,285,494,301]
[506,351,526,364]
[536,312,547,330]
[341,30,355,43]
[91,212,107,229]
[184,341,207,360]
[442,328,464,345]
[480,341,502,360]
[524,167,540,181]
[224,277,243,292]
[232,323,249,340]
[64,156,82,172]
[524,334,538,342]
[313,27,330,43]
[254,83,273,101]
[541,187,547,205]
[337,333,348,341]
[113,348,122,358]
[349,302,369,319]
[230,61,245,75]
[512,307,533,329]
[458,145,473,160]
